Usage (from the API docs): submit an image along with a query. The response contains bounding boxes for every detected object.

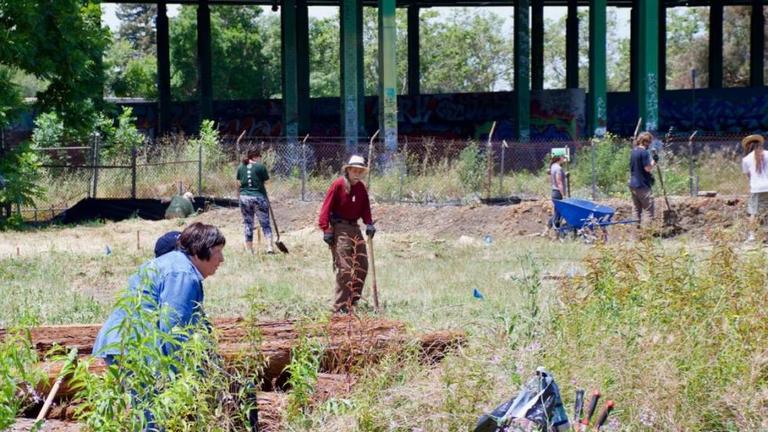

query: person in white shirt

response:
[741,134,768,242]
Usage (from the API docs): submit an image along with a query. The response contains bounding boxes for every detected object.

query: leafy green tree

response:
[116,4,157,56]
[169,5,278,101]
[308,15,340,97]
[0,0,109,134]
[104,38,158,99]
[420,8,514,93]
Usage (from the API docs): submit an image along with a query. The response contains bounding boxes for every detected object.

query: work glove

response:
[365,224,376,238]
[652,152,659,163]
[323,232,334,246]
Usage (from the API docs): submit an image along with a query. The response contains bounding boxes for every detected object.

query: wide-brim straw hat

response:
[742,134,765,153]
[342,155,369,172]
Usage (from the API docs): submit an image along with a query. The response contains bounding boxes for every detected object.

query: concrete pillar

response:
[531,0,544,91]
[637,0,659,132]
[566,0,579,89]
[514,0,530,142]
[197,0,213,122]
[156,2,171,135]
[751,0,765,87]
[407,6,420,96]
[340,0,365,152]
[297,0,311,133]
[709,0,723,89]
[378,0,398,156]
[281,0,299,140]
[589,0,607,137]
[659,2,666,92]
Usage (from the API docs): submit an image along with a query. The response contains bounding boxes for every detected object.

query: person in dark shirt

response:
[236,149,273,254]
[628,131,656,225]
[318,155,375,313]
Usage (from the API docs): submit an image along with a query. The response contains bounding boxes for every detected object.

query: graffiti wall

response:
[117,90,586,141]
[607,87,768,136]
[8,86,768,144]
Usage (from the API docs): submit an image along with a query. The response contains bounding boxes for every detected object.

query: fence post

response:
[197,142,203,196]
[301,139,307,201]
[688,137,695,197]
[131,147,137,199]
[590,138,597,200]
[91,133,100,199]
[499,140,506,195]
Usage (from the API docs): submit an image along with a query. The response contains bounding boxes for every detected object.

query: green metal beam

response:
[637,0,659,131]
[341,0,365,152]
[589,0,607,137]
[407,6,420,96]
[281,0,299,140]
[750,0,764,87]
[659,2,666,91]
[378,0,398,155]
[157,2,171,136]
[566,0,579,89]
[709,0,723,88]
[514,0,530,141]
[197,0,213,122]
[297,0,311,133]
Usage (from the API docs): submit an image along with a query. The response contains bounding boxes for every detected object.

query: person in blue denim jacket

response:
[92,222,226,363]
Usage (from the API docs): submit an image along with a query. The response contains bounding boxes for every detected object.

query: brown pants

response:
[331,222,368,312]
[630,187,655,224]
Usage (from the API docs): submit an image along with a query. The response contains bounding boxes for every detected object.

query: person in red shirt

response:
[318,155,376,313]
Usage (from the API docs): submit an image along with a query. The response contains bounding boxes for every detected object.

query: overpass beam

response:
[407,6,420,96]
[341,0,365,153]
[378,0,398,157]
[157,2,171,136]
[297,0,310,134]
[514,0,530,142]
[197,0,213,122]
[531,0,544,91]
[659,2,666,92]
[709,0,723,89]
[566,0,579,89]
[282,0,299,140]
[637,0,659,132]
[589,0,607,138]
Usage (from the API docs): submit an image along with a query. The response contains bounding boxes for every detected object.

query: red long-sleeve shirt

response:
[318,177,373,232]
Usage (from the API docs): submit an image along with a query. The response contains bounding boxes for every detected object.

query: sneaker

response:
[266,250,276,255]
[746,232,756,243]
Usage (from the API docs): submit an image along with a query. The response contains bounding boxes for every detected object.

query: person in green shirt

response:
[236,149,273,254]
[164,191,195,219]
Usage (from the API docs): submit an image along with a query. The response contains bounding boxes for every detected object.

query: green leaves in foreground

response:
[69,288,264,431]
[546,237,768,431]
[0,325,46,430]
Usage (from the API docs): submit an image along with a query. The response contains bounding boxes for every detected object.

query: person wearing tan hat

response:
[628,131,656,226]
[318,155,375,313]
[741,134,768,242]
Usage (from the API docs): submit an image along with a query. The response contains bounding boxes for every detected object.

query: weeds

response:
[284,327,323,425]
[0,321,46,430]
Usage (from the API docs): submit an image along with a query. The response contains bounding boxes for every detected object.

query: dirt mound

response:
[232,195,745,240]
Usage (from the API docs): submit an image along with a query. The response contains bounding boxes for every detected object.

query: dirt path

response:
[0,196,744,256]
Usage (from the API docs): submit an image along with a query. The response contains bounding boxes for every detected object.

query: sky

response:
[101,4,572,33]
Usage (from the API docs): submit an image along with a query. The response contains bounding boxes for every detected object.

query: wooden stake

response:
[136,230,140,250]
[16,246,20,257]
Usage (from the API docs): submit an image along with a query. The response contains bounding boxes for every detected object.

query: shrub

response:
[0,141,44,224]
[456,142,488,194]
[189,120,226,170]
[569,133,631,197]
[100,107,144,163]
[0,324,46,429]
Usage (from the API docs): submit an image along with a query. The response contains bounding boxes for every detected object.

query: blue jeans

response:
[239,194,272,242]
[549,190,563,228]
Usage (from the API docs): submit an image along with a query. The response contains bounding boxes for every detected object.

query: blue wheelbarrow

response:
[552,198,638,243]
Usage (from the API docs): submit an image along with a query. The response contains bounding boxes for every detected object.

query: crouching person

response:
[318,155,376,313]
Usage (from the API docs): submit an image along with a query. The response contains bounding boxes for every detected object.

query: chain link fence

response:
[16,132,754,221]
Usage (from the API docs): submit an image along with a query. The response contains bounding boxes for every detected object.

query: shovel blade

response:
[275,240,289,254]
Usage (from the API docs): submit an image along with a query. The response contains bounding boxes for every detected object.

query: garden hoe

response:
[655,128,681,229]
[367,230,380,311]
[267,197,289,254]
[35,348,78,428]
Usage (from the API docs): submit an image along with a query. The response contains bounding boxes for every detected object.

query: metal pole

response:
[131,147,137,199]
[499,140,506,195]
[198,142,203,196]
[591,138,597,200]
[92,133,100,199]
[301,139,307,201]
